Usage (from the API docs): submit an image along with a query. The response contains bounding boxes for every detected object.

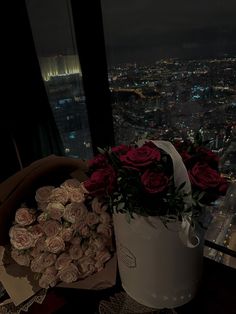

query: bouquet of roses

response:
[83,140,228,222]
[8,178,113,289]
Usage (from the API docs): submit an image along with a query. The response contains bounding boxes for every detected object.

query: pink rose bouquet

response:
[83,140,229,222]
[8,178,114,289]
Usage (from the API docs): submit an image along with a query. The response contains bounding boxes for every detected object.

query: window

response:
[26,0,93,159]
[101,0,236,266]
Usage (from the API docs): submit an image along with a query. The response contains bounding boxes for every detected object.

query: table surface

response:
[26,256,236,314]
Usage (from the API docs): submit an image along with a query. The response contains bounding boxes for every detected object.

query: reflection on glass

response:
[26,0,93,159]
[101,0,236,265]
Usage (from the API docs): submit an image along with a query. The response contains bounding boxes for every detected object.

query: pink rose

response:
[58,263,79,283]
[15,207,35,226]
[69,244,83,260]
[55,253,72,270]
[31,254,47,273]
[91,197,108,214]
[39,266,58,288]
[28,224,44,239]
[35,186,54,203]
[42,220,61,237]
[86,212,100,227]
[77,257,96,278]
[45,236,65,254]
[99,212,111,225]
[61,179,81,191]
[37,202,48,211]
[39,273,58,289]
[95,260,104,272]
[68,189,85,203]
[141,170,169,194]
[60,227,74,242]
[11,249,31,266]
[30,237,46,257]
[49,187,69,205]
[46,202,65,221]
[96,224,113,239]
[64,202,85,224]
[37,212,48,224]
[95,249,111,263]
[70,236,81,246]
[84,246,96,258]
[41,252,57,268]
[76,221,90,238]
[9,226,36,250]
[89,236,106,251]
[31,252,57,273]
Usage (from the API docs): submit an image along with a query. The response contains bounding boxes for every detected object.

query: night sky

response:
[27,0,236,65]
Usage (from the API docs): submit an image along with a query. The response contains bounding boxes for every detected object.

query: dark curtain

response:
[0,0,64,183]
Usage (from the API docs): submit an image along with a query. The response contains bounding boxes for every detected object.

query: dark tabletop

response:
[27,257,236,314]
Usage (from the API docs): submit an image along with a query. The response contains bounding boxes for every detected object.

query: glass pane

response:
[101,0,236,265]
[26,0,93,159]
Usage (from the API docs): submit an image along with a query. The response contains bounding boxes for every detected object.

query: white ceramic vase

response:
[113,212,204,309]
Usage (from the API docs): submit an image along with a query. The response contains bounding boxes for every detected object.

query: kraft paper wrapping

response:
[0,155,117,306]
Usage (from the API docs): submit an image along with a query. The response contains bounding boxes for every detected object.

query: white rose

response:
[39,273,58,289]
[55,253,72,270]
[99,212,111,225]
[15,207,36,226]
[46,202,65,221]
[58,263,79,283]
[49,187,69,205]
[96,223,113,239]
[61,179,81,191]
[60,227,74,242]
[11,249,31,266]
[91,197,108,214]
[35,186,54,203]
[45,236,65,254]
[86,212,100,227]
[77,257,96,278]
[95,249,111,264]
[10,226,36,250]
[42,220,61,237]
[69,244,83,260]
[69,189,85,203]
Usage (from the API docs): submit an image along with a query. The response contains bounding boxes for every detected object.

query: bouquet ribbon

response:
[137,140,200,248]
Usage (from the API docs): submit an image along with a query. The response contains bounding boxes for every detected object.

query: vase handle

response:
[179,216,200,248]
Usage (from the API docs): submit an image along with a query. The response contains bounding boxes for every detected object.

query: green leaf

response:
[117,202,125,210]
[97,147,106,154]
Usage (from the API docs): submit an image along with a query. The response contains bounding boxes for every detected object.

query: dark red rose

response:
[120,145,161,169]
[88,154,108,169]
[180,151,192,163]
[141,169,169,194]
[142,141,160,150]
[218,177,229,195]
[196,147,219,165]
[111,144,130,155]
[84,165,116,196]
[188,162,223,190]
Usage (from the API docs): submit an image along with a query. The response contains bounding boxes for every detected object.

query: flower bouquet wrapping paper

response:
[0,155,117,306]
